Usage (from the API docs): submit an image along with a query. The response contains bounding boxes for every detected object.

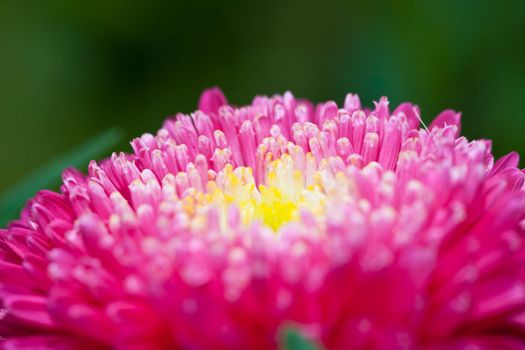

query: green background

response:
[1,1,524,221]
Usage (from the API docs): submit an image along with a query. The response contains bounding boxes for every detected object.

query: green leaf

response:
[281,327,319,350]
[0,127,124,227]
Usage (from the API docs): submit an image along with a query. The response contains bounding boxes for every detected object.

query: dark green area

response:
[0,128,122,227]
[1,1,524,221]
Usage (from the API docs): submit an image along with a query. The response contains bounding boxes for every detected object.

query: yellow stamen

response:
[183,158,327,231]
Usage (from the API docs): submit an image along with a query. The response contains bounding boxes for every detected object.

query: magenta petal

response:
[491,151,520,175]
[393,102,421,129]
[198,87,227,116]
[429,109,462,135]
[4,294,55,329]
[2,335,92,350]
[344,93,361,112]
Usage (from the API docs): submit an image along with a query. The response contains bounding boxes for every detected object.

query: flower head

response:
[1,88,525,349]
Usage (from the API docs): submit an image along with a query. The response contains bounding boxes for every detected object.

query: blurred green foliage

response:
[281,327,319,350]
[0,1,524,217]
[0,128,122,226]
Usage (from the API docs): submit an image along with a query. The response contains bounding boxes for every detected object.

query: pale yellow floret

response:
[179,157,329,231]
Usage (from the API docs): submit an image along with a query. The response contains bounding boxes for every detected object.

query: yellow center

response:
[184,155,326,231]
[251,185,298,231]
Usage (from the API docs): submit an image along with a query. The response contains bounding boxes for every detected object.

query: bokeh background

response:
[1,1,524,223]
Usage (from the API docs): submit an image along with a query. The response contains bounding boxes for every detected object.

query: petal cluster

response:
[1,88,525,349]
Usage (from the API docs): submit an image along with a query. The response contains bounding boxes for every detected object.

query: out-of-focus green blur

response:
[1,0,524,196]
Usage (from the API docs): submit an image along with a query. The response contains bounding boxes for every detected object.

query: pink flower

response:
[1,88,525,349]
